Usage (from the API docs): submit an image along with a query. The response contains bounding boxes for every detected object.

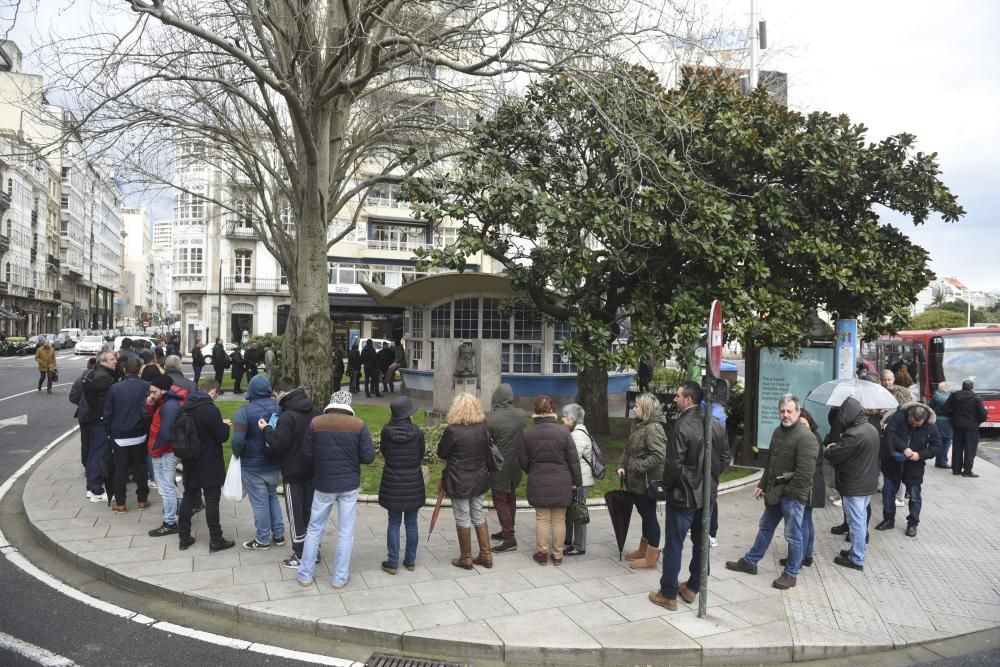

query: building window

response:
[482,298,510,339]
[234,249,252,284]
[409,340,423,364]
[60,194,69,209]
[369,222,426,251]
[233,199,253,228]
[433,226,460,249]
[453,297,479,339]
[511,343,543,373]
[431,302,451,338]
[4,262,9,282]
[411,306,424,339]
[366,182,406,208]
[552,321,577,373]
[513,303,542,341]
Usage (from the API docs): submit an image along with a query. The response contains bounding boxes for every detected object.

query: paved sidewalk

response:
[24,434,1000,665]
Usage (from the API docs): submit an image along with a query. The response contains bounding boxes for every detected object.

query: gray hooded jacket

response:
[823,396,880,497]
[486,384,528,491]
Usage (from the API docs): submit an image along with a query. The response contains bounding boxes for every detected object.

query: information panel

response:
[756,347,835,449]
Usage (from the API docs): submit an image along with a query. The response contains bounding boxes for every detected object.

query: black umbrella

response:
[604,476,634,561]
[100,436,115,506]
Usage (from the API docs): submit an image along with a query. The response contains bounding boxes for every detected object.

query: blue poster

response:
[834,319,858,380]
[756,347,835,449]
[349,329,361,350]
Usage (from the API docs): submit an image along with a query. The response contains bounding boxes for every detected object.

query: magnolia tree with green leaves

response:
[407,66,964,433]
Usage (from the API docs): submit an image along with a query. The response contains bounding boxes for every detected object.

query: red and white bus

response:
[863,328,1000,429]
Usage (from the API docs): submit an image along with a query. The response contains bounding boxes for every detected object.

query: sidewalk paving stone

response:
[587,617,701,665]
[401,620,504,662]
[501,582,582,613]
[410,578,468,604]
[559,600,629,630]
[239,595,348,631]
[184,582,270,618]
[454,593,517,621]
[401,600,469,630]
[487,609,601,665]
[338,583,421,614]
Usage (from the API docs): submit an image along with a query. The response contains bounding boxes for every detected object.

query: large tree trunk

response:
[294,172,333,405]
[578,361,611,435]
[281,300,299,384]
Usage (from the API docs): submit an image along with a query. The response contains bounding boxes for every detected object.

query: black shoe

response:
[833,555,863,571]
[952,471,962,475]
[490,531,504,540]
[564,546,586,556]
[830,523,849,535]
[210,539,236,553]
[272,536,286,547]
[375,394,384,397]
[179,536,195,550]
[905,525,917,537]
[493,539,517,553]
[779,556,812,567]
[148,522,179,537]
[366,393,371,398]
[962,472,979,478]
[934,464,950,469]
[875,519,894,531]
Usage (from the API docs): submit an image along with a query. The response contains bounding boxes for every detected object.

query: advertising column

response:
[834,319,858,380]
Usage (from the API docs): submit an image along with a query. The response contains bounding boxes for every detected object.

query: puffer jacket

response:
[882,401,941,485]
[943,389,987,430]
[146,387,189,457]
[181,391,230,488]
[621,405,667,495]
[262,387,320,480]
[823,396,879,497]
[929,389,953,439]
[570,424,595,488]
[378,419,426,512]
[520,416,582,508]
[438,422,490,499]
[80,365,115,424]
[232,376,280,470]
[759,419,818,506]
[486,384,528,491]
[304,408,375,493]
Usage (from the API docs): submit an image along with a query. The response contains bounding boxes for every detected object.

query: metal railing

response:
[222,277,289,292]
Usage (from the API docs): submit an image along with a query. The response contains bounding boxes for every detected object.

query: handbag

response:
[486,431,504,472]
[222,456,245,501]
[566,497,590,524]
[49,368,59,382]
[646,479,667,501]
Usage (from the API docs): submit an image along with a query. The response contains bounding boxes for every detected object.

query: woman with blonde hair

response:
[521,395,582,565]
[617,392,667,569]
[438,393,493,569]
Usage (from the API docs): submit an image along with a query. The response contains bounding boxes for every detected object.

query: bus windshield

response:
[940,333,1000,392]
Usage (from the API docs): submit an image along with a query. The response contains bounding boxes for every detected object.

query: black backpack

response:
[170,404,203,460]
[581,428,607,480]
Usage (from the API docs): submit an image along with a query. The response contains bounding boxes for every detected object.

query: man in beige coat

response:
[35,340,58,393]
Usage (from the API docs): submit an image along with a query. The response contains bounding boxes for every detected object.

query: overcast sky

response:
[4,1,997,289]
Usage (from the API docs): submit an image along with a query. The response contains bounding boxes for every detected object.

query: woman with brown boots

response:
[617,392,667,569]
[438,393,493,570]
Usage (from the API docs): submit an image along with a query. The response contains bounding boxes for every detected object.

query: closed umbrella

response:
[805,378,898,410]
[604,476,633,561]
[427,486,447,540]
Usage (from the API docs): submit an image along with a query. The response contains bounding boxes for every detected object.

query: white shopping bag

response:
[222,455,245,502]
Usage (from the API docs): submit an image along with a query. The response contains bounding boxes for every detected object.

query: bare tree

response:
[33,0,703,401]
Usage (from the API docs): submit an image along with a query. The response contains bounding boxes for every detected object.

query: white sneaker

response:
[148,480,157,489]
[894,498,904,507]
[709,536,719,548]
[89,494,107,503]
[832,498,843,507]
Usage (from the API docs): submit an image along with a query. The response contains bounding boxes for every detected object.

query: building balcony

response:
[0,235,9,255]
[0,281,6,294]
[47,254,60,268]
[26,288,36,299]
[222,277,289,293]
[0,192,10,214]
[31,210,38,226]
[52,289,62,300]
[225,222,258,239]
[174,275,207,292]
[30,247,37,262]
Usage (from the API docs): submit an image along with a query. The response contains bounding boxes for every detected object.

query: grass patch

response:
[213,401,756,500]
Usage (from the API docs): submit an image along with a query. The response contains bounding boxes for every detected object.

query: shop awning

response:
[361,272,522,307]
[0,306,23,320]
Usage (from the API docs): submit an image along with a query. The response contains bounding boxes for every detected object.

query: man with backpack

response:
[174,379,236,553]
[486,384,527,553]
[69,357,98,470]
[146,375,188,536]
[260,377,320,569]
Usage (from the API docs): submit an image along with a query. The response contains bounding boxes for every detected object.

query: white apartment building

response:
[121,206,156,325]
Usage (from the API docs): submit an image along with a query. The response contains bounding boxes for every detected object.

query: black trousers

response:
[179,485,222,542]
[232,371,245,393]
[283,478,314,558]
[365,368,380,396]
[193,366,203,385]
[213,366,225,386]
[38,370,53,391]
[79,420,89,467]
[111,443,149,506]
[952,427,980,474]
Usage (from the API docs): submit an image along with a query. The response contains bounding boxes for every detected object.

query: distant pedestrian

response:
[387,338,406,387]
[232,375,284,550]
[244,342,259,380]
[487,384,527,553]
[876,402,940,538]
[618,392,667,570]
[438,393,492,570]
[332,349,345,392]
[297,391,375,588]
[164,354,196,394]
[230,343,245,394]
[726,394,818,590]
[929,381,954,468]
[823,397,879,570]
[943,380,987,477]
[377,396,425,574]
[637,360,652,393]
[211,339,228,390]
[191,339,205,385]
[35,339,57,393]
[81,352,117,502]
[361,339,381,397]
[894,363,914,389]
[377,341,394,393]
[347,343,362,393]
[881,370,912,406]
[560,403,593,556]
[261,377,321,569]
[520,395,582,566]
[263,343,276,380]
[104,356,152,513]
[176,379,236,553]
[791,409,826,569]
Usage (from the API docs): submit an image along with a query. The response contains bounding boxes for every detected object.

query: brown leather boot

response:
[631,546,660,569]
[772,573,797,590]
[451,526,474,570]
[625,537,648,561]
[472,523,493,568]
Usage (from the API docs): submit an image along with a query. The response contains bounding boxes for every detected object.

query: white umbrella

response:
[804,378,898,410]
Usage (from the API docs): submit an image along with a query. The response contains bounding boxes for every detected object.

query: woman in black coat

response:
[378,397,425,574]
[519,395,583,567]
[437,393,491,570]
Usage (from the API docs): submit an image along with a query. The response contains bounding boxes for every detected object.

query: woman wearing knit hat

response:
[232,375,284,550]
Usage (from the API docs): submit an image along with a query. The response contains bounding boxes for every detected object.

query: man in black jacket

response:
[230,344,246,394]
[244,342,259,380]
[104,356,151,513]
[361,339,381,397]
[211,339,228,391]
[877,403,940,537]
[82,351,118,502]
[177,379,236,553]
[69,357,97,468]
[347,343,362,393]
[943,380,987,477]
[377,342,395,393]
[261,377,320,569]
[649,380,726,611]
[824,397,879,570]
[191,339,206,385]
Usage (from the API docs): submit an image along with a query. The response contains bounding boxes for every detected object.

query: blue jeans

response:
[842,495,871,566]
[631,493,660,548]
[242,467,284,544]
[935,436,952,467]
[387,510,419,568]
[85,424,109,495]
[659,506,696,599]
[151,453,178,524]
[299,489,358,586]
[802,506,815,558]
[349,369,360,392]
[882,477,922,526]
[193,366,202,385]
[744,497,805,577]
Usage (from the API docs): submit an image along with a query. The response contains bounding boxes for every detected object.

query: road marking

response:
[0,629,77,666]
[0,428,364,666]
[0,384,72,403]
[0,415,28,430]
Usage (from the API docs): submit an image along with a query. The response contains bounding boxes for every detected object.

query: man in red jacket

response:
[146,375,188,536]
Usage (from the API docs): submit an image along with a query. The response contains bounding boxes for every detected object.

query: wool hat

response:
[390,396,418,420]
[325,390,354,415]
[150,375,173,391]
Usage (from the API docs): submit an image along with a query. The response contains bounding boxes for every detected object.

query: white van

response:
[59,328,83,343]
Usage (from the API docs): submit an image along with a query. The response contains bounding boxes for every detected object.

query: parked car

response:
[200,341,237,366]
[74,335,105,355]
[19,335,42,355]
